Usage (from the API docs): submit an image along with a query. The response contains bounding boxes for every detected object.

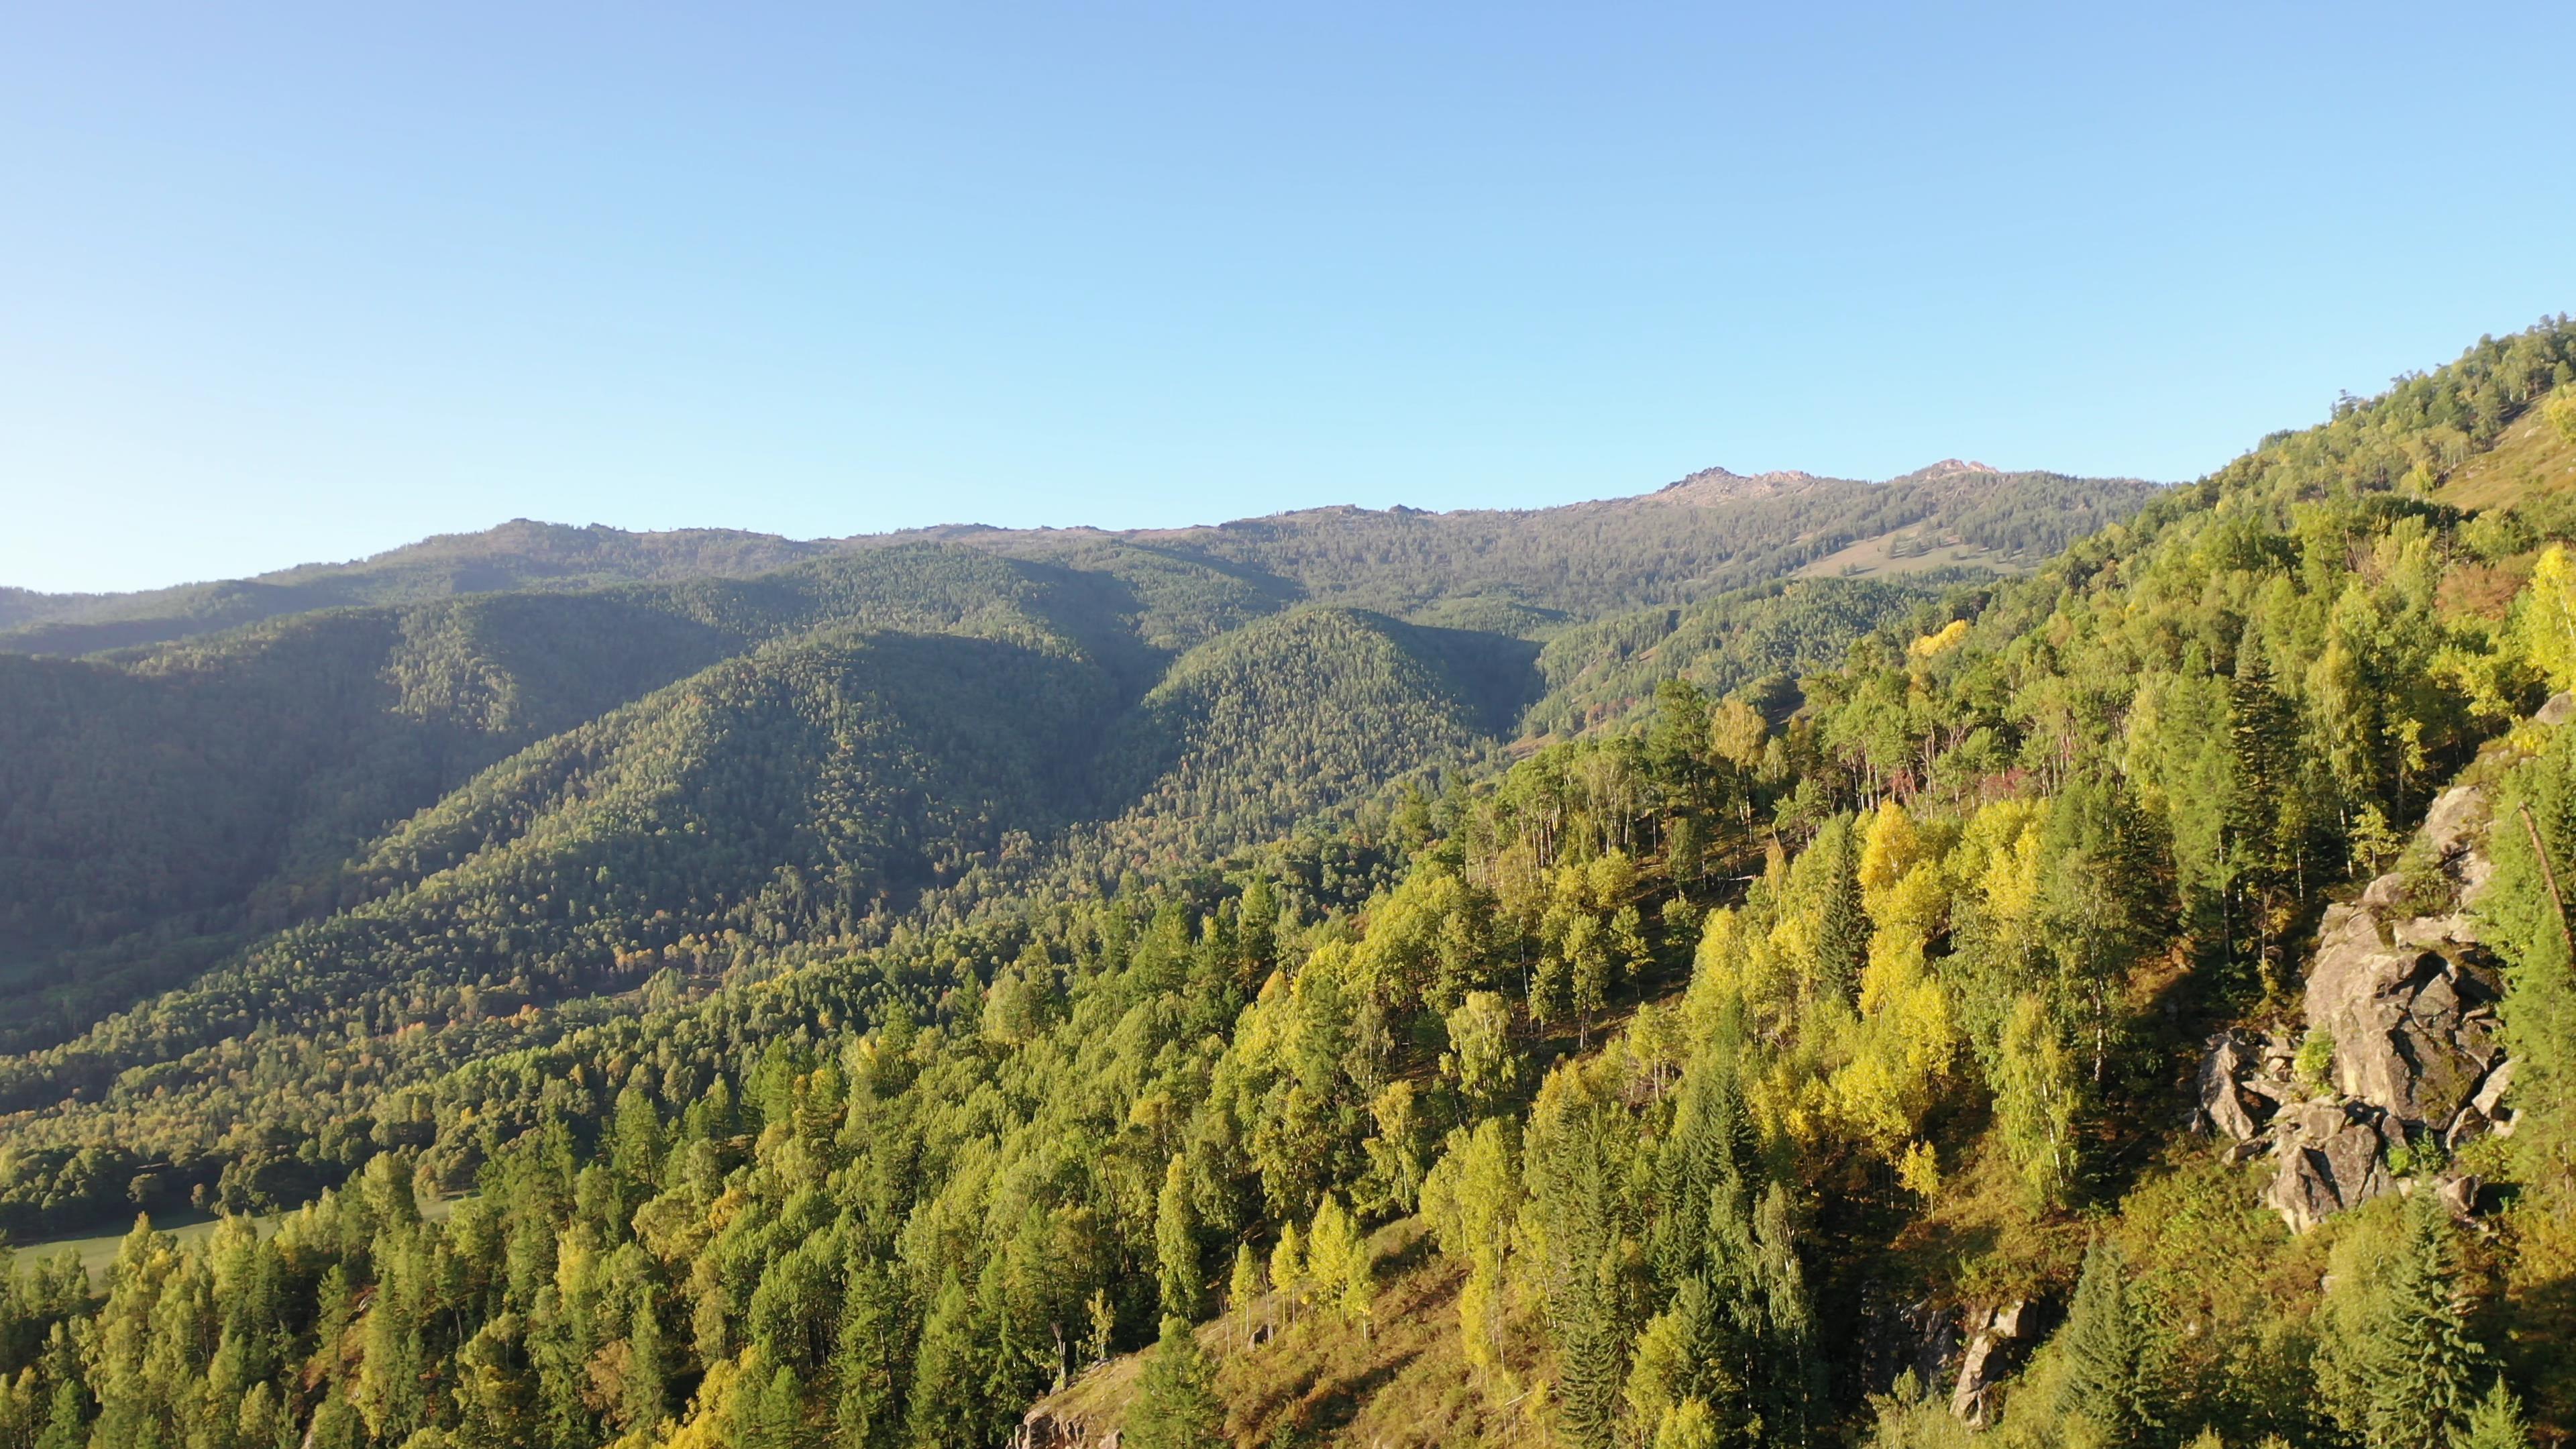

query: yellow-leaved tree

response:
[1419,1117,1518,1383]
[1829,802,1960,1159]
[2522,544,2576,692]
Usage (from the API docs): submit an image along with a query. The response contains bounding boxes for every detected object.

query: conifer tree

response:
[1623,1278,1731,1439]
[2363,1195,2488,1449]
[1125,1316,1225,1449]
[834,1254,904,1447]
[626,1294,669,1434]
[357,1228,431,1444]
[2055,1238,2156,1447]
[307,1396,364,1449]
[1155,1153,1203,1322]
[32,1379,81,1449]
[1813,815,1868,1003]
[1746,1181,1820,1445]
[904,1275,982,1449]
[2229,628,2308,974]
[611,1083,667,1192]
[235,1381,289,1449]
[741,1362,808,1449]
[2454,1376,2531,1449]
[1525,1067,1640,1449]
[1652,1046,1754,1285]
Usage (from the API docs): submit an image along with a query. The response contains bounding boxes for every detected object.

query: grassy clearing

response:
[1794,526,2025,582]
[2435,402,2576,511]
[12,1193,470,1279]
[1026,1218,1554,1447]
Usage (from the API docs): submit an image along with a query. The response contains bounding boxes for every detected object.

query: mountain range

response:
[0,460,2149,655]
[5,320,2576,1449]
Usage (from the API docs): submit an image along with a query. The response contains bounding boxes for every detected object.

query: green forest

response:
[3,321,2576,1449]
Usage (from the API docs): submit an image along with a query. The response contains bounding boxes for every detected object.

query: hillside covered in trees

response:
[3,320,2576,1449]
[0,462,2155,657]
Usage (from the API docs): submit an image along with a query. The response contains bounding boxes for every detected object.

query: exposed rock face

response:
[2216,746,2540,1232]
[1854,1293,1960,1401]
[2194,1030,2269,1140]
[2422,783,2498,906]
[1016,1410,1117,1449]
[2302,904,2503,1127]
[2263,1100,2396,1234]
[1950,1301,2033,1428]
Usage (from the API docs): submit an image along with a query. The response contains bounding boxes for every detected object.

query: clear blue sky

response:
[6,3,2572,594]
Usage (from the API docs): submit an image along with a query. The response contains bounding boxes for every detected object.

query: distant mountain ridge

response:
[0,461,2161,655]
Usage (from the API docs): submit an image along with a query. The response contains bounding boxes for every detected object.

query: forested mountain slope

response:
[0,521,845,656]
[1089,609,1508,867]
[0,460,2137,1085]
[1523,572,1990,737]
[0,544,1193,1042]
[7,323,2575,1449]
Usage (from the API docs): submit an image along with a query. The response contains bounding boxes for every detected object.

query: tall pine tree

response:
[2055,1238,2156,1447]
[1155,1153,1203,1322]
[904,1274,983,1449]
[1125,1316,1225,1449]
[2362,1194,2488,1449]
[2455,1376,2532,1449]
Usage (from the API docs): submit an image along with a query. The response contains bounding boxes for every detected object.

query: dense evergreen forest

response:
[2,321,2575,1449]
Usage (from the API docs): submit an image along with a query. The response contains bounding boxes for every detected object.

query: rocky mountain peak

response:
[1650,464,1831,504]
[1883,458,2006,486]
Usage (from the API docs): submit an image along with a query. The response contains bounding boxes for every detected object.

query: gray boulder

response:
[1950,1301,2031,1427]
[2265,1101,2396,1234]
[2473,1057,2518,1119]
[2194,1031,2266,1140]
[2421,784,2489,861]
[2302,904,2501,1128]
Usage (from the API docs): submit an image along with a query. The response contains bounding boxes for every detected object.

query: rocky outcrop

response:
[1854,1293,1960,1403]
[1014,1352,1144,1449]
[1016,1407,1118,1448]
[1855,1291,2056,1426]
[2262,1099,2397,1234]
[1949,1301,2034,1428]
[2194,727,2551,1232]
[2194,1030,2270,1140]
[2301,903,2504,1128]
